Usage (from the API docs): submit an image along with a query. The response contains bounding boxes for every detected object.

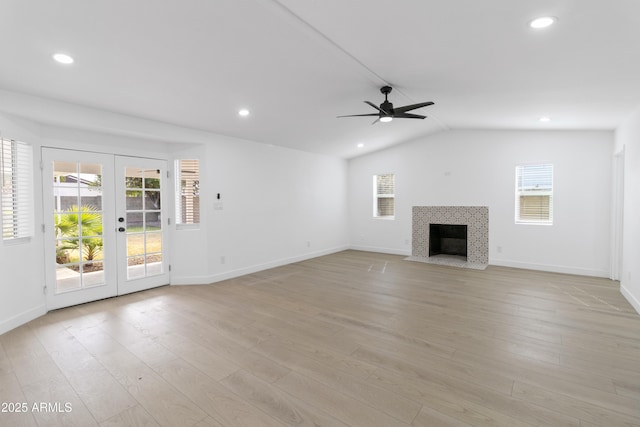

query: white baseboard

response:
[349,245,411,256]
[489,259,609,278]
[170,245,350,286]
[0,304,47,336]
[621,284,640,315]
[171,274,219,286]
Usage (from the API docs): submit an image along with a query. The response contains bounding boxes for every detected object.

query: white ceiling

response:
[1,0,639,158]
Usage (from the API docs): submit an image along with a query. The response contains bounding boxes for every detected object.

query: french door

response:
[42,148,170,310]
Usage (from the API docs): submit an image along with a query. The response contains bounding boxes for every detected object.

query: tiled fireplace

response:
[411,206,489,267]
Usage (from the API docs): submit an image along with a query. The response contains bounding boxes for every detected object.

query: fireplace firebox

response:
[429,224,468,258]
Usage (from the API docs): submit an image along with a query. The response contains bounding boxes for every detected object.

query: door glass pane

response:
[126,233,145,256]
[52,161,105,293]
[81,261,104,287]
[145,190,161,210]
[126,190,143,210]
[145,212,161,231]
[146,231,162,253]
[126,212,144,230]
[124,167,163,279]
[146,254,163,276]
[126,172,142,189]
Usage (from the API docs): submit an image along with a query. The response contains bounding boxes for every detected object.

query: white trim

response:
[621,284,640,315]
[490,258,609,278]
[170,245,350,285]
[1,236,31,245]
[349,244,411,256]
[515,163,553,225]
[610,148,625,280]
[0,304,46,335]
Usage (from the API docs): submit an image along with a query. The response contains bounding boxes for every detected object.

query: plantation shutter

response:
[374,174,395,217]
[515,164,553,224]
[175,159,200,225]
[1,138,33,240]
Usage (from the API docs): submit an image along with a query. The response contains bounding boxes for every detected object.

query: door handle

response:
[118,227,126,232]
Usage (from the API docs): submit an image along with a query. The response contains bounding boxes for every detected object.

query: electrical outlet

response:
[497,246,503,253]
[306,241,311,248]
[220,256,226,264]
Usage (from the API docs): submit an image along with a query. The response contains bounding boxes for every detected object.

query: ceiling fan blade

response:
[364,101,390,115]
[394,113,426,119]
[337,113,380,118]
[393,101,434,114]
[371,117,380,125]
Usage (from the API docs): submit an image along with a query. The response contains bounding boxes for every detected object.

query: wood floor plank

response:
[344,330,517,394]
[192,416,226,427]
[258,334,377,380]
[99,404,160,427]
[220,369,350,427]
[168,320,291,384]
[368,365,580,427]
[1,250,639,427]
[255,338,421,424]
[154,336,240,381]
[154,358,286,427]
[0,372,38,426]
[21,373,98,427]
[90,347,208,427]
[451,344,618,395]
[56,367,137,423]
[274,370,411,427]
[512,381,640,427]
[352,344,515,396]
[411,405,475,427]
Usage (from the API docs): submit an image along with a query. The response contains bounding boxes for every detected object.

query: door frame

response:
[611,148,625,281]
[42,148,171,310]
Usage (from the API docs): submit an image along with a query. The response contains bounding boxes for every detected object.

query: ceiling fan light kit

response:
[338,85,434,125]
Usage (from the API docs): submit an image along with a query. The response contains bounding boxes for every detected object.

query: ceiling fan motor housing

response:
[380,101,394,115]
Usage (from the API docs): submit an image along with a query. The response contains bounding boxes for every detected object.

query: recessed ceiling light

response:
[238,109,250,117]
[53,53,74,64]
[357,143,364,148]
[380,116,393,123]
[529,16,557,29]
[539,117,551,122]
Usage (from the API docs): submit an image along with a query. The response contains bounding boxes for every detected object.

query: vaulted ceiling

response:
[1,0,639,158]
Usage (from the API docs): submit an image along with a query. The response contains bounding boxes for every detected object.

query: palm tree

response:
[55,205,103,263]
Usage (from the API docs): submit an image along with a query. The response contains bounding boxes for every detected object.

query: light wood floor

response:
[1,250,639,426]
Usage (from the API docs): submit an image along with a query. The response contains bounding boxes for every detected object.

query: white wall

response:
[349,130,613,277]
[615,105,640,313]
[0,114,46,334]
[170,137,350,284]
[0,92,349,333]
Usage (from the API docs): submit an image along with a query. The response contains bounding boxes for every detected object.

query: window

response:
[175,159,200,227]
[1,138,33,241]
[373,173,395,218]
[515,164,553,224]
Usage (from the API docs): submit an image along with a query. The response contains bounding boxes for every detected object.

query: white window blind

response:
[515,164,553,224]
[1,138,33,241]
[175,159,200,226]
[373,173,395,218]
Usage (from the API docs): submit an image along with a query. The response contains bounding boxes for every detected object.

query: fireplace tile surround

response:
[411,206,489,267]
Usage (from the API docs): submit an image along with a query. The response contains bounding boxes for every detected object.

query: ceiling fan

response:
[338,85,434,125]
